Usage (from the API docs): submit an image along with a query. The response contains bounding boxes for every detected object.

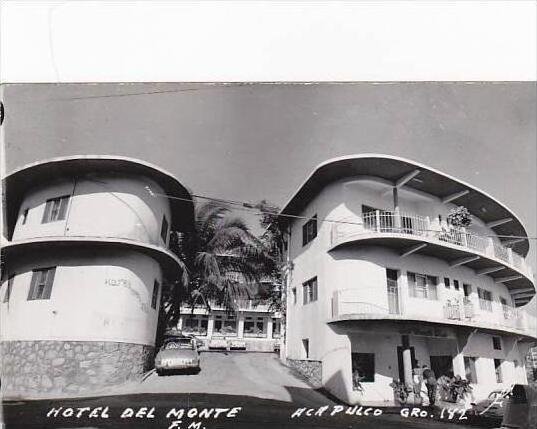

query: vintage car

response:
[155,337,200,374]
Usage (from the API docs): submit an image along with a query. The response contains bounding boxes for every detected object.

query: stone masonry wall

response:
[287,358,322,388]
[0,340,154,399]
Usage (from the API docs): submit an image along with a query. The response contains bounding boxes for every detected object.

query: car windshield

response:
[164,339,193,350]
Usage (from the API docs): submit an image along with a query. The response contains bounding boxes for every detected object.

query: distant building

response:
[280,154,537,405]
[178,298,282,352]
[1,156,193,397]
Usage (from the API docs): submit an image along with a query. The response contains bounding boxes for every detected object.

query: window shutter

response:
[58,197,69,220]
[43,268,56,299]
[28,271,39,300]
[312,278,318,301]
[42,200,53,223]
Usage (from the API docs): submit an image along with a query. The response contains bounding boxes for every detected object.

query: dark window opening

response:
[302,339,309,359]
[453,280,460,291]
[28,267,56,300]
[444,277,450,288]
[42,196,70,223]
[302,277,318,304]
[22,209,29,225]
[464,356,477,383]
[494,359,503,383]
[492,336,502,350]
[302,215,317,246]
[352,352,375,385]
[160,216,169,243]
[151,280,160,309]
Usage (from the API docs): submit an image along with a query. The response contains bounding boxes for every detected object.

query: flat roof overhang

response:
[1,237,184,280]
[328,316,537,342]
[2,155,195,240]
[280,154,530,256]
[329,235,535,303]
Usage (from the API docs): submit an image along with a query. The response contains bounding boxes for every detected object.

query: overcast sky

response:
[2,83,536,310]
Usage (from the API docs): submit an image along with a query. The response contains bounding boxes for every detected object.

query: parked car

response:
[155,337,200,375]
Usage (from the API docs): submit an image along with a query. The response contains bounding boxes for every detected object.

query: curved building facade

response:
[281,154,536,405]
[1,156,193,398]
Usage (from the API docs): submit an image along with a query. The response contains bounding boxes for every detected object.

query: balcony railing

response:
[331,210,533,279]
[331,290,536,337]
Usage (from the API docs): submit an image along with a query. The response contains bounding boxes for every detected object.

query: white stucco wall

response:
[12,174,171,248]
[0,249,162,346]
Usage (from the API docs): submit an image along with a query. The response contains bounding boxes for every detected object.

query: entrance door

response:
[397,346,417,382]
[430,355,453,378]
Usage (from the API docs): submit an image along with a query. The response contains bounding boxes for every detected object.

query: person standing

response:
[422,364,437,406]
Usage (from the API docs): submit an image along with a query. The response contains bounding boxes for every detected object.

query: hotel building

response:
[281,154,536,405]
[0,156,193,397]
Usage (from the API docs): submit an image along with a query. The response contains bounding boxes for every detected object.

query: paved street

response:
[2,352,495,429]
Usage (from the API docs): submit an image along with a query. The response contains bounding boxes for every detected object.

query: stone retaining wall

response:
[286,358,322,388]
[0,340,153,398]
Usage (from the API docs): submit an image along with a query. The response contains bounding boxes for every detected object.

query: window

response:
[222,317,238,336]
[42,196,70,223]
[492,336,502,350]
[464,356,477,383]
[22,209,29,225]
[151,280,160,309]
[302,215,317,246]
[352,353,375,386]
[302,339,310,359]
[478,288,493,312]
[27,267,56,300]
[160,215,169,243]
[3,275,14,303]
[444,277,450,288]
[302,277,318,304]
[182,315,208,336]
[494,359,503,383]
[407,272,438,300]
[453,280,460,291]
[291,287,297,305]
[244,317,264,337]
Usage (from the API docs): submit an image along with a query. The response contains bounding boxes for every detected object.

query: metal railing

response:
[332,289,536,337]
[331,210,532,279]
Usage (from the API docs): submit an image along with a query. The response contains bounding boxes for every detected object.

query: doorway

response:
[430,355,453,377]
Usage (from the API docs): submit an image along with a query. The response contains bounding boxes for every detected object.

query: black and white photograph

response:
[0,2,536,429]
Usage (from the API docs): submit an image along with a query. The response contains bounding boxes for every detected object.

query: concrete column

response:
[402,335,413,387]
[177,316,183,330]
[207,316,214,338]
[266,317,273,339]
[453,350,466,378]
[238,313,245,338]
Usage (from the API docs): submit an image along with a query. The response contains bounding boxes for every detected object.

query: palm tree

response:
[160,201,273,331]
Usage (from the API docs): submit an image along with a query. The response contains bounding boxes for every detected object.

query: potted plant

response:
[447,206,472,228]
[390,379,409,404]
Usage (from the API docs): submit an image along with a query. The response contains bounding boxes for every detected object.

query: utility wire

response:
[144,186,537,241]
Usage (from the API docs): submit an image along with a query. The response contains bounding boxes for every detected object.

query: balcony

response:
[330,289,537,339]
[330,210,534,295]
